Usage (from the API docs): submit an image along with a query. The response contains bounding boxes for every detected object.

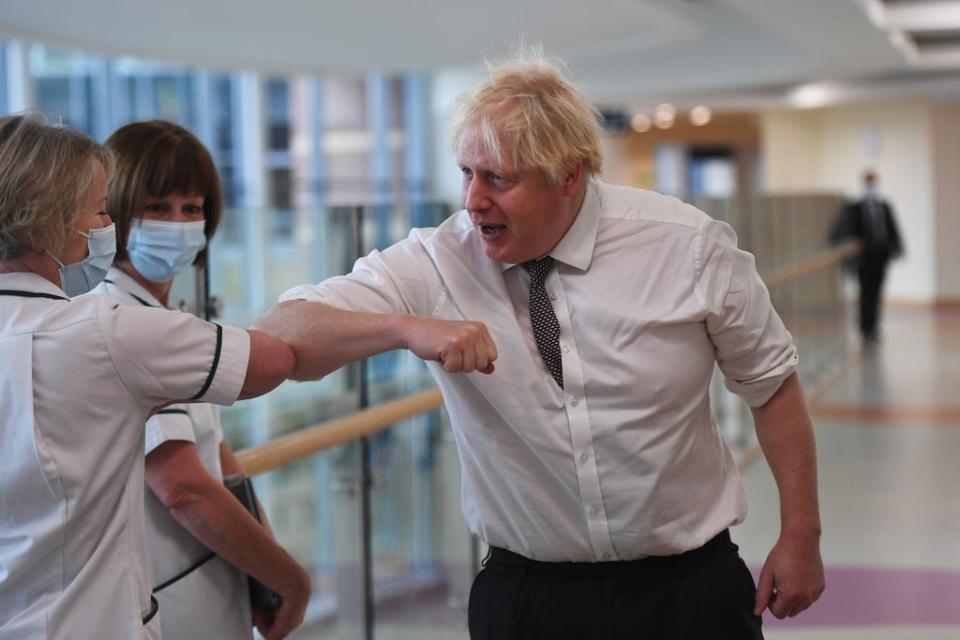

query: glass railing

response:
[203,201,470,639]
[201,194,856,640]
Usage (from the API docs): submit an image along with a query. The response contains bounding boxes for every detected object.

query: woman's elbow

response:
[152,478,206,515]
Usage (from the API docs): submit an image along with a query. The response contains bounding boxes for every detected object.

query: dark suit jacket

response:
[830,198,904,266]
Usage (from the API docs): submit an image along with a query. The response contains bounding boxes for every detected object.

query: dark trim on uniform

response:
[141,596,159,625]
[152,553,215,594]
[191,323,223,401]
[0,289,68,301]
[130,292,158,308]
[156,408,189,417]
[102,276,158,307]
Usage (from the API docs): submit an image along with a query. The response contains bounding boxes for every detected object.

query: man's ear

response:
[562,163,584,197]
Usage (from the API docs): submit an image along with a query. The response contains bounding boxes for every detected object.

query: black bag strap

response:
[152,552,216,594]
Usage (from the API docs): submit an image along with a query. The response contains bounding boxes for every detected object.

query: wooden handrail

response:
[237,240,861,476]
[237,388,442,476]
[763,240,859,289]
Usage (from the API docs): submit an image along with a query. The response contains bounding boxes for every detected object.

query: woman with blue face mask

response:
[93,120,311,640]
[0,115,298,640]
[101,119,220,308]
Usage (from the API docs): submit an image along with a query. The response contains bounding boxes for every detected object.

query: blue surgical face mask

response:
[48,223,117,297]
[126,219,207,283]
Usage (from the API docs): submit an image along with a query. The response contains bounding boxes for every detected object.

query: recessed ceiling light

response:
[690,105,712,126]
[631,113,652,133]
[654,103,676,128]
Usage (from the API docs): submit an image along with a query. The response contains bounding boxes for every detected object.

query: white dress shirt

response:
[282,181,797,562]
[0,271,248,639]
[92,268,252,639]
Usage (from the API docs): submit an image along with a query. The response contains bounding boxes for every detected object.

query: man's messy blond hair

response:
[449,47,603,185]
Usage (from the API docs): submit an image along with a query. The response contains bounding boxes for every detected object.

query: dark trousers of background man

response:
[858,251,890,341]
[468,530,764,640]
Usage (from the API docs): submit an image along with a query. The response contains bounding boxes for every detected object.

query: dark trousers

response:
[858,254,889,340]
[468,530,763,640]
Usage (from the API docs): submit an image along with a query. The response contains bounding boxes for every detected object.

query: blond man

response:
[259,51,824,639]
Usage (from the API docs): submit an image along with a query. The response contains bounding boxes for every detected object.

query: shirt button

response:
[579,452,588,463]
[548,290,559,300]
[588,505,599,516]
[569,396,579,406]
[562,345,570,354]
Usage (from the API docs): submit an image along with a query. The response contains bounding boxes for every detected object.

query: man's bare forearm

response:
[252,299,498,380]
[751,372,822,537]
[252,300,411,381]
[751,372,825,618]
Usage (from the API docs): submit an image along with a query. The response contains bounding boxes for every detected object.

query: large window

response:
[2,40,433,212]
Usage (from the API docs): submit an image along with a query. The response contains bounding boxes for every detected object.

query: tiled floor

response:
[735,305,960,640]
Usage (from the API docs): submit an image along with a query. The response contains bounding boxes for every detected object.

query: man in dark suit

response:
[832,170,904,343]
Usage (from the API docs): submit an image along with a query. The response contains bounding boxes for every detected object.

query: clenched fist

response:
[403,317,498,374]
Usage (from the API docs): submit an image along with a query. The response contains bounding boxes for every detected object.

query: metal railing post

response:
[352,205,375,640]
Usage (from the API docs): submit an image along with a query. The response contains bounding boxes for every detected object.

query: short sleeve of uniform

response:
[697,220,798,407]
[279,230,436,315]
[97,301,250,408]
[145,405,196,455]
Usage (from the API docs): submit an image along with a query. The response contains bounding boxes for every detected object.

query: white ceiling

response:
[1,0,959,107]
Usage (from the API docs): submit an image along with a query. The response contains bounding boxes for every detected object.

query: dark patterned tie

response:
[524,257,563,388]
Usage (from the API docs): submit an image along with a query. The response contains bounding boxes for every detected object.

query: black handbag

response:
[223,473,284,611]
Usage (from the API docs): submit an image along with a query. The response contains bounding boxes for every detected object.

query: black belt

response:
[487,529,735,577]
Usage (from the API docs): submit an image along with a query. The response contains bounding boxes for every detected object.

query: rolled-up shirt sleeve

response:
[98,301,251,408]
[697,220,798,407]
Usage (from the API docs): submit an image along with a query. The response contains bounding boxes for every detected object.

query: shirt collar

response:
[105,266,164,308]
[500,179,602,273]
[0,271,69,298]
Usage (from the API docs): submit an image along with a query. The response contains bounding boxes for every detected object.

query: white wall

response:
[762,102,938,303]
[932,106,960,302]
[761,110,823,192]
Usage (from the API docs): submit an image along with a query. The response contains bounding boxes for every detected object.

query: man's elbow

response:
[250,299,305,342]
[240,330,296,400]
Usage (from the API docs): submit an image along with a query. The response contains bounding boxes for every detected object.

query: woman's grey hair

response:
[449,47,603,184]
[0,113,113,260]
